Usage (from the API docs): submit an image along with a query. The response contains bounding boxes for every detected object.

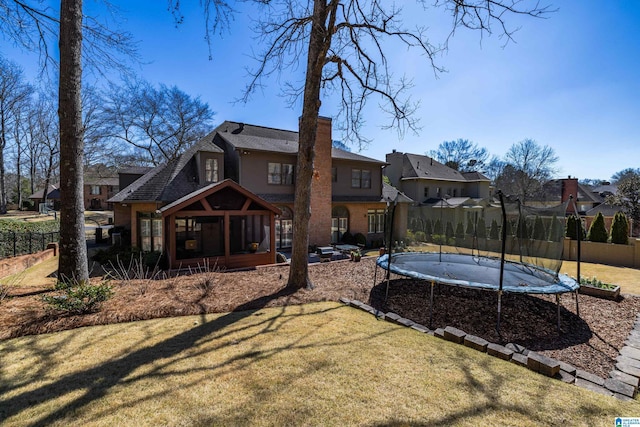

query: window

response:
[205,158,219,183]
[139,213,162,252]
[268,162,294,185]
[351,169,372,188]
[453,188,457,197]
[331,167,337,182]
[368,209,385,234]
[436,187,441,198]
[423,187,429,198]
[90,185,101,195]
[331,206,349,243]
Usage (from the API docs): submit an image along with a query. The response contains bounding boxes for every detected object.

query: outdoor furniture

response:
[316,246,334,262]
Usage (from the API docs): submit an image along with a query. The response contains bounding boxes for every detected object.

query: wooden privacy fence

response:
[0,231,60,260]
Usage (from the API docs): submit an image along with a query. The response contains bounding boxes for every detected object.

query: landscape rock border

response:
[340,297,637,401]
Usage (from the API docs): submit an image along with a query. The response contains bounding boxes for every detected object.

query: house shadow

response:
[368,278,594,350]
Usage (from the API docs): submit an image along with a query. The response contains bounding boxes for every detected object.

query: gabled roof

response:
[539,180,603,203]
[214,120,385,164]
[119,166,153,175]
[29,184,60,200]
[585,203,622,217]
[85,177,119,186]
[381,183,413,204]
[400,153,489,182]
[159,179,280,216]
[109,137,223,203]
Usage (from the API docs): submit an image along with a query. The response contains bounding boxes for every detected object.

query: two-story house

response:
[384,151,491,203]
[109,117,388,269]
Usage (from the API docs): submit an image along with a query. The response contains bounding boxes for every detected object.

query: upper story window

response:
[205,158,219,183]
[423,187,429,198]
[268,162,294,185]
[351,169,371,189]
[90,185,101,195]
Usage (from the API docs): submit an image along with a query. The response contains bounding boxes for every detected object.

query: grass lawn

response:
[1,302,638,426]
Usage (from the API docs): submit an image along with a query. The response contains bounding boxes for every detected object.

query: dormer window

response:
[205,158,219,183]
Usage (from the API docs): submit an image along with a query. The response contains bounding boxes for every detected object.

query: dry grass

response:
[0,301,637,426]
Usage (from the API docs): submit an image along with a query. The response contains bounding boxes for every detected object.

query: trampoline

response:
[377,191,582,334]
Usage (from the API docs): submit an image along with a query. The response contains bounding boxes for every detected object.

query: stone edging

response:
[339,297,637,401]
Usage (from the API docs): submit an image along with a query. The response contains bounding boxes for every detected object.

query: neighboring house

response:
[84,176,119,210]
[28,184,60,211]
[109,117,389,269]
[535,177,629,235]
[384,151,491,203]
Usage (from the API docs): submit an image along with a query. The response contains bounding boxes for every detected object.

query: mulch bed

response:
[2,256,639,378]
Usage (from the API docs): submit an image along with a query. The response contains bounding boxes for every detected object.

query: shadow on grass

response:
[0,286,303,425]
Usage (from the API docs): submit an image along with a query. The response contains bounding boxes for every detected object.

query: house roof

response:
[539,180,603,204]
[119,166,154,175]
[109,137,224,203]
[29,184,60,200]
[585,203,623,217]
[159,179,280,216]
[400,153,490,182]
[85,177,119,186]
[381,183,413,204]
[214,120,385,164]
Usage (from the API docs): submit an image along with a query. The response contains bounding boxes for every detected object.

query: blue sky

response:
[2,1,639,181]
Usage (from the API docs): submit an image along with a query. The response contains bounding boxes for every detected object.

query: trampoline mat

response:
[376,252,579,294]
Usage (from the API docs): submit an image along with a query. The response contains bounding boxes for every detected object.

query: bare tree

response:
[429,139,490,172]
[606,171,640,236]
[612,168,640,185]
[0,0,136,283]
[29,93,60,210]
[497,138,558,203]
[101,78,215,166]
[0,57,33,213]
[57,0,89,282]
[185,0,552,289]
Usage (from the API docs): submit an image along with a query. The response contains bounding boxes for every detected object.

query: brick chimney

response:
[562,176,579,214]
[308,116,333,246]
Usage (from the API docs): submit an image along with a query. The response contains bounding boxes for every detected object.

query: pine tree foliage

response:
[489,219,499,240]
[587,212,609,243]
[532,216,546,240]
[477,217,487,239]
[611,211,629,245]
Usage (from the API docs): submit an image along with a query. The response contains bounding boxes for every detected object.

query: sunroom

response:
[159,179,280,269]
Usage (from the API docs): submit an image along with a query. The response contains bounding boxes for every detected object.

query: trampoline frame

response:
[377,191,581,335]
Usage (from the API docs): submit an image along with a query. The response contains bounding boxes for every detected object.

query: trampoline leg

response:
[496,290,503,336]
[556,294,561,334]
[575,290,580,318]
[429,281,435,329]
[385,275,390,302]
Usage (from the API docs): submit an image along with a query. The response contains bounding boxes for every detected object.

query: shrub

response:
[548,215,564,241]
[455,222,465,239]
[580,276,617,290]
[587,212,608,243]
[489,219,499,240]
[516,216,529,239]
[354,232,367,247]
[445,222,454,241]
[414,231,426,242]
[433,219,442,235]
[532,216,546,240]
[42,280,113,314]
[476,218,487,239]
[424,219,433,237]
[341,231,354,245]
[611,211,629,245]
[565,215,585,240]
[466,217,475,236]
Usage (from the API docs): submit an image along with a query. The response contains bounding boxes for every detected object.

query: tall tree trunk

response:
[286,0,329,290]
[58,0,88,283]
[0,114,7,214]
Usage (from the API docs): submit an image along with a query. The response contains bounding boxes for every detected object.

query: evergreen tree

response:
[611,211,629,245]
[477,217,487,239]
[587,212,609,243]
[565,215,585,240]
[489,219,499,240]
[424,218,433,239]
[548,215,563,241]
[445,221,455,241]
[455,222,465,239]
[466,217,475,236]
[533,216,546,240]
[434,218,443,235]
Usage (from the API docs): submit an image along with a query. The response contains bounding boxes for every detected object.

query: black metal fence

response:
[0,231,60,260]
